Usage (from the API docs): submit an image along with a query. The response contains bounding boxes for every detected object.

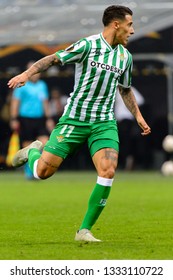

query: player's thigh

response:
[88,120,119,156]
[44,122,90,158]
[88,120,119,177]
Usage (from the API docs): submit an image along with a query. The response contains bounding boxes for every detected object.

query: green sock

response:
[80,183,111,230]
[28,148,41,172]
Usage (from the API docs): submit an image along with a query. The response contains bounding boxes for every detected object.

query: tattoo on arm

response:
[26,54,60,77]
[119,86,139,117]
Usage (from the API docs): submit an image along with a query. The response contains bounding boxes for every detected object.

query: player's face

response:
[114,15,134,46]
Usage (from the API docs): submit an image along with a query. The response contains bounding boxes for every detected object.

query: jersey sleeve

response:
[55,38,90,65]
[118,51,133,88]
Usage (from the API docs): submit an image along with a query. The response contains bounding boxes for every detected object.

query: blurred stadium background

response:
[0,0,173,172]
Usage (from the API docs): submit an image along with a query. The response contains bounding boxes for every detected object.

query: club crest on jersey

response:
[57,135,64,142]
[119,53,125,61]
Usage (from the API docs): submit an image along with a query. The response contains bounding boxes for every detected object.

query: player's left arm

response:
[119,85,151,136]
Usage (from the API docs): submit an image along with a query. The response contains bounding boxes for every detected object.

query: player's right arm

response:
[8,54,60,89]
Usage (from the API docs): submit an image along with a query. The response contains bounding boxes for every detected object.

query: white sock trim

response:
[97,176,114,187]
[33,159,41,180]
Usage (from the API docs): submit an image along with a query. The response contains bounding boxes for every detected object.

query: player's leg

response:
[12,122,64,179]
[32,122,89,179]
[22,136,49,180]
[75,148,118,242]
[29,149,63,179]
[12,122,88,180]
[24,134,49,180]
[75,120,119,242]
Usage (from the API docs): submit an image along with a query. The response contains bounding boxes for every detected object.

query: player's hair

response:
[102,5,133,26]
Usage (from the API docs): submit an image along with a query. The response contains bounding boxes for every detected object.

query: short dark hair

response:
[102,5,133,26]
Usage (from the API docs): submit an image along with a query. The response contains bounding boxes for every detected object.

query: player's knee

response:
[99,166,116,179]
[98,159,117,178]
[106,168,115,178]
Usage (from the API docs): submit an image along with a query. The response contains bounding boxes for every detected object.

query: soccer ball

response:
[162,135,173,153]
[161,160,173,176]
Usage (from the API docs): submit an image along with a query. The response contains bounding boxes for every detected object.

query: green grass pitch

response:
[0,170,173,260]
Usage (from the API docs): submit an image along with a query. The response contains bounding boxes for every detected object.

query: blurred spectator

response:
[10,61,54,179]
[115,86,147,170]
[49,87,67,124]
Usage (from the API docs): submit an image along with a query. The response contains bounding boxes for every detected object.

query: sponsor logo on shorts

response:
[57,135,64,142]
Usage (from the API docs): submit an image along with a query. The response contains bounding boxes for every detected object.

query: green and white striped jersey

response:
[56,33,133,124]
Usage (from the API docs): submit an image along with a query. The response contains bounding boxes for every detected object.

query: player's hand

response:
[137,117,151,136]
[141,124,151,136]
[7,72,28,89]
